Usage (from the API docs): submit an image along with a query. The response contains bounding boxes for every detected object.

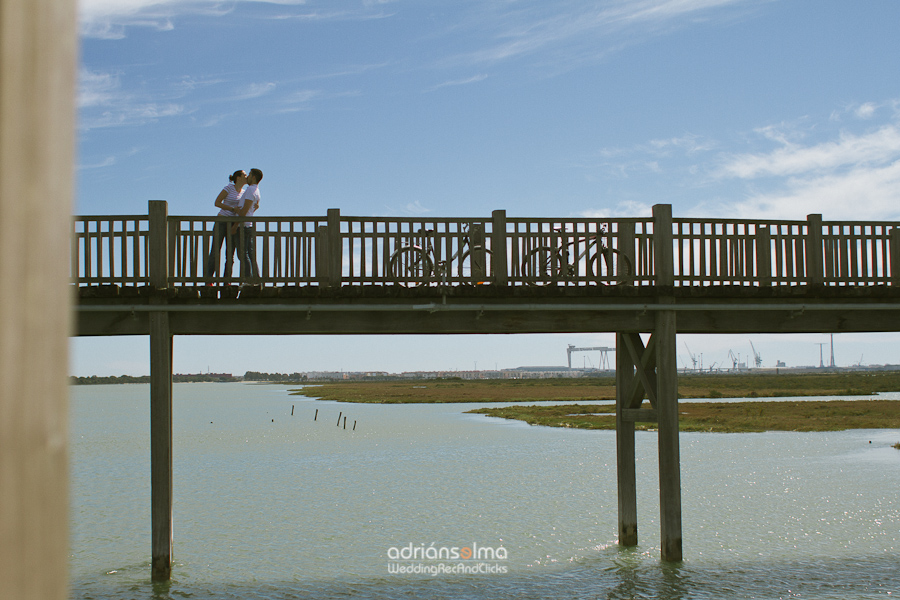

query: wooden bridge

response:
[75,201,900,579]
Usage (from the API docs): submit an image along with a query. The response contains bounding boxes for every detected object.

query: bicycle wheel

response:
[521,246,563,285]
[458,247,493,284]
[588,247,632,285]
[389,247,433,287]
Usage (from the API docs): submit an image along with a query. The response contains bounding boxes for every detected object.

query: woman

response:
[205,170,247,283]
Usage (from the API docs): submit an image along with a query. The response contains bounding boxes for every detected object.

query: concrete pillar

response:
[0,0,77,597]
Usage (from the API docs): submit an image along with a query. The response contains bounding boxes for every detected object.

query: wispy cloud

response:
[78,0,393,37]
[717,126,900,179]
[78,68,187,129]
[78,156,117,169]
[425,74,488,93]
[711,105,900,220]
[233,82,278,101]
[446,0,758,70]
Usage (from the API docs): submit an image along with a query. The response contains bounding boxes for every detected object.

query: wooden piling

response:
[337,411,342,426]
[148,200,173,581]
[149,312,173,581]
[656,311,682,562]
[615,331,638,547]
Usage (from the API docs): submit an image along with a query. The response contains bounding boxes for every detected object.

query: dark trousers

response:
[237,226,259,281]
[205,221,237,280]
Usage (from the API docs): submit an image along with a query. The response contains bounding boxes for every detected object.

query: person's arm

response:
[230,193,252,235]
[213,189,229,210]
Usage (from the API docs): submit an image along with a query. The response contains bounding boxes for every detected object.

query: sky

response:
[72,0,900,376]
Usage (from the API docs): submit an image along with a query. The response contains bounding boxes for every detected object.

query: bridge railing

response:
[72,202,900,289]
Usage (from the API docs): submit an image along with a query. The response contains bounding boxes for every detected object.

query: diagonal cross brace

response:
[622,332,658,409]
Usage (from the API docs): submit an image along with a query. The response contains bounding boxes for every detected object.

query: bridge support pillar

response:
[615,332,638,547]
[149,312,173,581]
[614,321,682,561]
[655,310,682,562]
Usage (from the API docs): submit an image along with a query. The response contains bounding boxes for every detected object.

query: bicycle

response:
[520,227,632,285]
[388,224,492,287]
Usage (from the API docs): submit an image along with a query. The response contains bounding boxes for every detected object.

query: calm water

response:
[70,383,900,599]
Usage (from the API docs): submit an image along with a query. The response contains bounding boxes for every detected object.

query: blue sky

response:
[72,0,900,376]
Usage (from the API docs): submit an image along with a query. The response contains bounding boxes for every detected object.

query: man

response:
[233,168,263,283]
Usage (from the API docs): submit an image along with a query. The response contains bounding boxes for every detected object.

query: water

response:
[70,383,900,599]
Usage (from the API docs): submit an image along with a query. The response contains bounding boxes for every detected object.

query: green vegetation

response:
[467,400,900,433]
[289,371,900,404]
[71,373,236,385]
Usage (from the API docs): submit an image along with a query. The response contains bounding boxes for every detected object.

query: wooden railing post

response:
[756,225,772,287]
[652,204,674,288]
[469,224,486,281]
[149,201,169,289]
[619,220,636,285]
[491,210,508,286]
[806,214,823,286]
[315,225,330,287]
[891,228,900,287]
[327,208,342,288]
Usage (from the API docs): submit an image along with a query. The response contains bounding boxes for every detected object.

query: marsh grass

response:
[289,371,900,404]
[468,400,900,433]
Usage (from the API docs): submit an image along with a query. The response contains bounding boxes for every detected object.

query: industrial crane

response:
[567,344,614,370]
[749,341,762,368]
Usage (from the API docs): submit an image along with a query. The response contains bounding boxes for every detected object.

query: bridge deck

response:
[75,202,900,336]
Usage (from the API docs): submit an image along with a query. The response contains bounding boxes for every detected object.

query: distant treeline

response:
[243,371,308,382]
[71,373,237,385]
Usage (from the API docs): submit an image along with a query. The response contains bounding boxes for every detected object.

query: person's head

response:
[248,168,263,185]
[229,170,247,186]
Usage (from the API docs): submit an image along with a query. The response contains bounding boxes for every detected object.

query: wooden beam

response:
[623,333,658,408]
[0,0,76,597]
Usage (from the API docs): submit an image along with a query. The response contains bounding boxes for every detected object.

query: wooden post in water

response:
[653,204,682,562]
[655,310,682,562]
[615,332,638,546]
[0,0,76,597]
[149,201,174,581]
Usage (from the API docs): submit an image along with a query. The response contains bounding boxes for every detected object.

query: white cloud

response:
[718,125,900,179]
[425,74,488,93]
[234,82,278,101]
[78,69,121,108]
[453,0,756,69]
[78,0,395,37]
[856,102,878,119]
[78,68,188,129]
[708,109,900,220]
[405,200,431,215]
[580,200,653,219]
[729,160,900,221]
[78,156,117,169]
